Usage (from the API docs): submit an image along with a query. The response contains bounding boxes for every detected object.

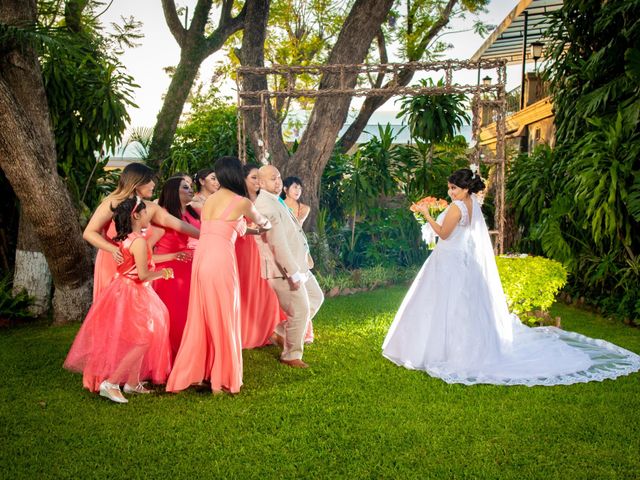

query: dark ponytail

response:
[448,168,485,194]
[111,197,146,242]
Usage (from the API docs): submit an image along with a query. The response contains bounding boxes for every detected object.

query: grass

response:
[1,287,639,479]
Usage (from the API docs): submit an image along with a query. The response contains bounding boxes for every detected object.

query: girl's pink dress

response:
[235,234,285,349]
[64,233,172,392]
[166,196,247,394]
[153,209,201,359]
[92,221,156,300]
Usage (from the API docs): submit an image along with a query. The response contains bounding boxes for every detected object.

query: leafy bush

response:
[496,255,567,325]
[517,0,640,324]
[0,273,34,321]
[315,265,419,294]
[167,89,253,177]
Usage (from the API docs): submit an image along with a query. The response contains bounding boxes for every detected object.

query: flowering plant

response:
[409,196,449,224]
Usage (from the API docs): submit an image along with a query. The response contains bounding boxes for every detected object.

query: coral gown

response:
[153,209,201,358]
[92,221,118,301]
[166,195,247,394]
[64,233,172,391]
[235,234,285,349]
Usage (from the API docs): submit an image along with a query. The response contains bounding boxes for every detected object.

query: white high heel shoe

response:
[99,380,128,404]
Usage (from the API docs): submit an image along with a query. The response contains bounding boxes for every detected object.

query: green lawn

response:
[1,287,639,479]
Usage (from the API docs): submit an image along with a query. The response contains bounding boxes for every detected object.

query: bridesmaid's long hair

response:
[215,156,248,197]
[110,163,156,204]
[158,176,200,221]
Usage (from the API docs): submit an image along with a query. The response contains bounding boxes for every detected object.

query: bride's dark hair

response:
[448,168,485,194]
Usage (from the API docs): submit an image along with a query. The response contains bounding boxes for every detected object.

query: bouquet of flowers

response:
[409,196,449,249]
[409,196,449,224]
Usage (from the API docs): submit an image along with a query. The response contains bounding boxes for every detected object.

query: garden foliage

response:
[507,0,640,323]
[496,255,567,325]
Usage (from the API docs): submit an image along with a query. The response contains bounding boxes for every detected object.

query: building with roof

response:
[471,0,562,154]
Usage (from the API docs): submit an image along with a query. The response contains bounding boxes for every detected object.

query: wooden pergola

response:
[236,59,508,252]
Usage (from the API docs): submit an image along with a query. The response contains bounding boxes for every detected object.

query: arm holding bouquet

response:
[410,196,452,247]
[417,203,461,240]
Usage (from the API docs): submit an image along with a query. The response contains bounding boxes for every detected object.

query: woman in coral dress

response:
[235,164,286,348]
[167,157,271,394]
[84,163,199,300]
[64,198,173,403]
[153,176,202,359]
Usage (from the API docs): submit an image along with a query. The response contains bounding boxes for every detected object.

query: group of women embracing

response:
[64,157,311,403]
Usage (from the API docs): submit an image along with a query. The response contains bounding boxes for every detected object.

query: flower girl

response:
[64,197,173,403]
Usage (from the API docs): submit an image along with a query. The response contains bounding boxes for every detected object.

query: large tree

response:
[238,0,485,227]
[337,0,488,153]
[0,0,93,323]
[147,0,246,169]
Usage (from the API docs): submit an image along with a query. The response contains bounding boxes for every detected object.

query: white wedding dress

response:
[382,196,640,386]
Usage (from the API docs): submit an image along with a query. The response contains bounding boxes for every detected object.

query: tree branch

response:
[205,1,247,56]
[161,0,187,48]
[336,0,459,152]
[412,0,458,59]
[189,0,213,34]
[64,0,89,33]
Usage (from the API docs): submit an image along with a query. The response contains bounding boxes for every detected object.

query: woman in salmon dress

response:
[84,163,200,301]
[235,164,286,348]
[153,176,201,358]
[167,157,271,394]
[65,198,173,403]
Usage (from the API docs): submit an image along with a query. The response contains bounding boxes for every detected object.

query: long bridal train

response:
[382,196,640,386]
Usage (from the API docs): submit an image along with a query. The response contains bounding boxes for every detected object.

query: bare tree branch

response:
[336,0,459,152]
[190,0,213,34]
[161,0,187,48]
[205,1,247,56]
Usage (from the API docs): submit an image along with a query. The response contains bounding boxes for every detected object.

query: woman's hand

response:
[111,249,124,264]
[174,250,192,262]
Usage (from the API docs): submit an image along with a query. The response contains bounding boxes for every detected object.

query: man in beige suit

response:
[254,165,324,368]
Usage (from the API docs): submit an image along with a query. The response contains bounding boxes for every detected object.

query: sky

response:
[100,0,524,130]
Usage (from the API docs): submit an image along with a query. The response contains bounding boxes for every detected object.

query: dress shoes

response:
[279,358,309,368]
[123,382,151,394]
[99,380,128,404]
[270,332,284,349]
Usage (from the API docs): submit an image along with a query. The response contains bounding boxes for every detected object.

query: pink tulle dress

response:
[235,234,285,349]
[153,209,201,359]
[92,221,156,300]
[64,233,172,392]
[166,195,247,394]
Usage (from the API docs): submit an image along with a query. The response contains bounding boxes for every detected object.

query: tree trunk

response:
[336,0,460,153]
[147,46,206,169]
[148,0,246,169]
[240,0,394,229]
[0,0,93,323]
[13,215,51,315]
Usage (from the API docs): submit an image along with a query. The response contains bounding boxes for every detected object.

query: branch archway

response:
[236,59,508,252]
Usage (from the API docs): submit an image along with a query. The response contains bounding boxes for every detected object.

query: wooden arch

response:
[236,59,508,252]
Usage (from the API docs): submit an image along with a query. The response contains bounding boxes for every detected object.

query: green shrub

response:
[315,265,419,294]
[0,273,34,321]
[496,255,567,325]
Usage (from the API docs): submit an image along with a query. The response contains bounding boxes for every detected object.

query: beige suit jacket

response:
[254,190,314,279]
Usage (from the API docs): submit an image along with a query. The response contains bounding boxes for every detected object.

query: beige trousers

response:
[269,273,324,361]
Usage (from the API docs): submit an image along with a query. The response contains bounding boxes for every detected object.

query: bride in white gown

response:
[382,168,640,386]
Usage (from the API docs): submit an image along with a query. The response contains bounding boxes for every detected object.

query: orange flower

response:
[410,196,449,222]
